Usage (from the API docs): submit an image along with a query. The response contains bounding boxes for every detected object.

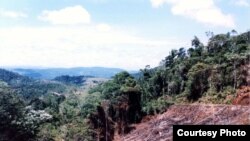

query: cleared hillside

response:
[118,104,250,141]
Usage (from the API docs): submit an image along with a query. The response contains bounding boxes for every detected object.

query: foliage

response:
[186,63,211,100]
[142,96,174,115]
[0,88,49,141]
[80,93,101,118]
[139,30,249,103]
[88,71,142,139]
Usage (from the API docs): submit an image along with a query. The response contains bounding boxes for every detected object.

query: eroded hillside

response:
[118,104,250,141]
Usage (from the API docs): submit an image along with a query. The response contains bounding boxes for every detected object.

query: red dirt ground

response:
[115,104,250,141]
[233,86,250,105]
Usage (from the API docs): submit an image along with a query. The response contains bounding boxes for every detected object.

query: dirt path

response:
[115,104,250,141]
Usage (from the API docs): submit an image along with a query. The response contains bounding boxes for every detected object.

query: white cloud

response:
[231,0,249,7]
[150,0,235,28]
[1,5,186,70]
[96,23,111,32]
[38,5,91,25]
[151,0,168,8]
[0,26,185,70]
[0,9,27,18]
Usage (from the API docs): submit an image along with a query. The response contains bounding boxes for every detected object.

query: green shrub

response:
[142,96,174,115]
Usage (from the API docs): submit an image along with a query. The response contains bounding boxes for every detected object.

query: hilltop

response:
[9,67,128,79]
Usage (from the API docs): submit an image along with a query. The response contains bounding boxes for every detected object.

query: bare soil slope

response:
[233,86,250,105]
[117,104,250,141]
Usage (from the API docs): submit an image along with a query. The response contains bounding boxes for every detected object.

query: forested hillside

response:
[85,30,250,140]
[0,68,109,140]
[0,30,249,141]
[0,69,68,101]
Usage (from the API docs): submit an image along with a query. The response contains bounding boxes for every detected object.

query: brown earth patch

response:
[116,104,250,141]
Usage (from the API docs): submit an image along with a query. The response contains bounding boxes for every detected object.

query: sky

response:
[0,0,249,70]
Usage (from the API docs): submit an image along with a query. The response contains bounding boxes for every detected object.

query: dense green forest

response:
[0,30,249,141]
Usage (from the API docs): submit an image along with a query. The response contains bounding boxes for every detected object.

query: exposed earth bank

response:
[115,104,250,141]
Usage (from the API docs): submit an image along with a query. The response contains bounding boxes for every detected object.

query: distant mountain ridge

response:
[8,67,128,79]
[0,68,33,86]
[0,68,68,100]
[53,75,93,86]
